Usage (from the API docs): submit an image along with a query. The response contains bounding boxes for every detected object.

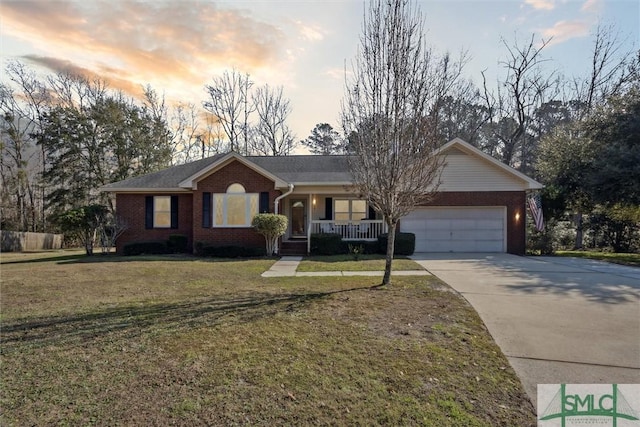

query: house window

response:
[145,195,178,229]
[154,196,171,228]
[334,199,367,223]
[212,183,259,227]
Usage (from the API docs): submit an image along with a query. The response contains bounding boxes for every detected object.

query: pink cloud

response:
[524,0,556,11]
[539,20,591,46]
[0,1,286,100]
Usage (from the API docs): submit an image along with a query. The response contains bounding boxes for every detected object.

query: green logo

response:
[538,384,639,427]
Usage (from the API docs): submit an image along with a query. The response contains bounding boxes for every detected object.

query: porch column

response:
[307,193,313,255]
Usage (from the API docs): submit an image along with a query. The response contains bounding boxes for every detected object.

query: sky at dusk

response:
[1,0,638,144]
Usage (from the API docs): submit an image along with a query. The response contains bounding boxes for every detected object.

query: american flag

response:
[528,193,544,232]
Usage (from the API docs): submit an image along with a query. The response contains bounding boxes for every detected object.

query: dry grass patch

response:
[298,254,423,272]
[1,252,535,426]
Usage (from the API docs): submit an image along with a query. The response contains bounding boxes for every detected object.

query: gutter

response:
[274,183,294,215]
[273,183,294,255]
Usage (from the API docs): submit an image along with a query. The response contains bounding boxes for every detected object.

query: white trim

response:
[436,138,543,190]
[211,192,259,228]
[178,152,289,189]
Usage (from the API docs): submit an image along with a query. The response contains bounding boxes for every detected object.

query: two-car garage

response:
[401,207,506,253]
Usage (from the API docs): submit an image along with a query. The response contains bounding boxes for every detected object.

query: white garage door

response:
[402,207,506,252]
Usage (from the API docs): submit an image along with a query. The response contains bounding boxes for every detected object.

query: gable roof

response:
[100,138,542,192]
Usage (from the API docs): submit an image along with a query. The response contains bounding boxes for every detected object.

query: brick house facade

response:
[102,138,542,255]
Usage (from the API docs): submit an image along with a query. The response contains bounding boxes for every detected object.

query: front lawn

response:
[1,251,535,426]
[298,254,424,272]
[555,250,640,267]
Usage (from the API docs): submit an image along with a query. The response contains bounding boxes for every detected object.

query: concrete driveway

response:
[410,253,640,403]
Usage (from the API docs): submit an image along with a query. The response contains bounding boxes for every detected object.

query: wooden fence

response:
[1,231,63,252]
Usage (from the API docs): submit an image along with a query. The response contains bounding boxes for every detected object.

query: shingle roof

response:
[248,155,352,183]
[100,153,353,191]
[100,153,227,190]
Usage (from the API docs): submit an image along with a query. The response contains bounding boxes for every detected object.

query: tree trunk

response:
[383,221,397,286]
[574,212,583,249]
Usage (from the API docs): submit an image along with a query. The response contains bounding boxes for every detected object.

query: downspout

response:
[273,183,294,254]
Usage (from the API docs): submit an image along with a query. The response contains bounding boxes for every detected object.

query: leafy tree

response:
[252,213,287,256]
[301,123,344,155]
[342,0,464,285]
[581,86,640,207]
[55,204,108,256]
[38,95,173,215]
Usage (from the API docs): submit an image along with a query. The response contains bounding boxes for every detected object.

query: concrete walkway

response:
[410,253,640,404]
[261,256,431,278]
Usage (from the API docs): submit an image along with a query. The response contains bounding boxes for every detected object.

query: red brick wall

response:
[192,160,282,250]
[403,191,526,254]
[115,193,193,253]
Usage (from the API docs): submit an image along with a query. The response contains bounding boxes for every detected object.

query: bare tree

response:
[203,69,253,154]
[486,35,557,174]
[250,84,296,156]
[342,0,464,285]
[574,23,635,116]
[0,61,51,232]
[99,213,128,254]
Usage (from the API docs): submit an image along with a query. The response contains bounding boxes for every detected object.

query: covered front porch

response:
[279,192,387,255]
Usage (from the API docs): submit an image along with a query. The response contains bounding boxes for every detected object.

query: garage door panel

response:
[476,219,503,229]
[402,219,427,232]
[403,207,505,253]
[424,219,451,230]
[427,230,454,240]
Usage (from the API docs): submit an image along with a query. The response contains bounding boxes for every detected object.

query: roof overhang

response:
[99,187,190,193]
[178,152,290,190]
[436,138,544,190]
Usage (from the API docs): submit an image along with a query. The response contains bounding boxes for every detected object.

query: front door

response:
[290,199,306,238]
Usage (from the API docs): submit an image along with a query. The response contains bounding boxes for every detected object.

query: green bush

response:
[252,213,288,256]
[167,234,189,253]
[123,240,168,256]
[526,218,557,255]
[377,233,415,255]
[310,233,343,255]
[339,239,379,255]
[196,244,265,258]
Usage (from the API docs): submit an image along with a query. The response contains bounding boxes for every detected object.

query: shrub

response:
[167,234,189,253]
[526,219,556,255]
[347,243,364,260]
[339,239,379,255]
[310,233,343,255]
[252,214,288,256]
[196,244,265,258]
[377,232,415,255]
[123,240,168,256]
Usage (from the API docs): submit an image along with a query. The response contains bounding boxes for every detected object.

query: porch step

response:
[280,240,307,255]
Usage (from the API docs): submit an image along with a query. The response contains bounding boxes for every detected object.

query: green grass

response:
[556,250,640,267]
[298,254,424,272]
[0,251,535,426]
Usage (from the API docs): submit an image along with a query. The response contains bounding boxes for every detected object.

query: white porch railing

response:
[309,220,387,241]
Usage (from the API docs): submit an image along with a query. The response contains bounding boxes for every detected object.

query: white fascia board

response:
[178,152,289,189]
[437,138,544,190]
